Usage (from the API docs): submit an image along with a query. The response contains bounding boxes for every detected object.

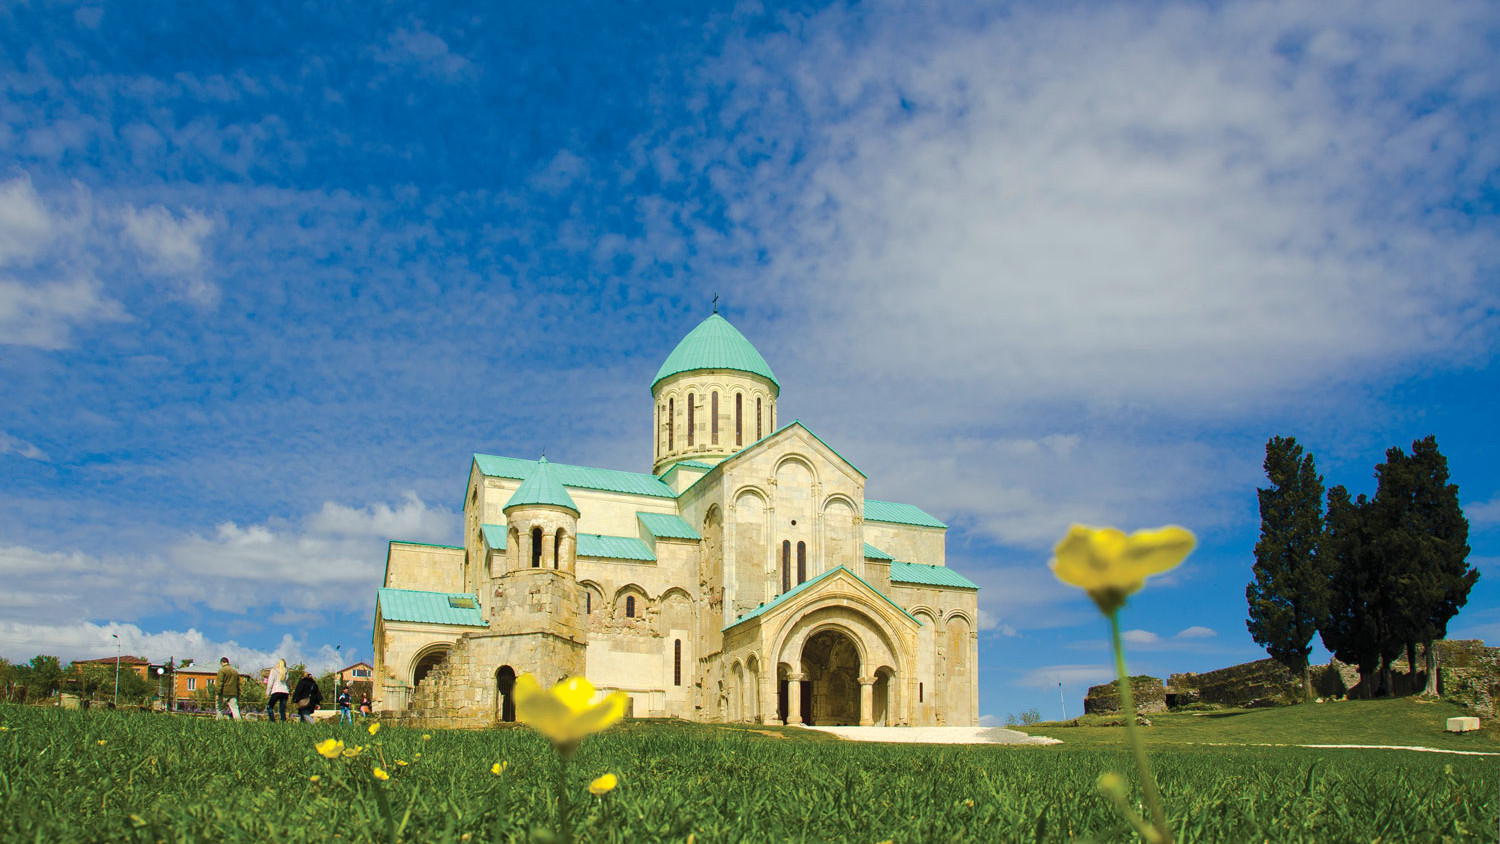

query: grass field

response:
[1,701,1495,843]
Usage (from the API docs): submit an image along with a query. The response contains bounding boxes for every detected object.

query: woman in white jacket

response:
[265,659,290,722]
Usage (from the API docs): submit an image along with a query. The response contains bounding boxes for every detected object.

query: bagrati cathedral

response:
[372,313,979,727]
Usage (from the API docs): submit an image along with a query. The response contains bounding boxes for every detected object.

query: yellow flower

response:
[490,761,508,776]
[588,773,618,796]
[396,760,408,767]
[1051,524,1195,614]
[514,674,629,746]
[314,739,345,759]
[96,740,106,746]
[0,726,9,731]
[342,745,364,758]
[421,734,431,741]
[368,722,380,736]
[309,775,321,783]
[373,767,390,781]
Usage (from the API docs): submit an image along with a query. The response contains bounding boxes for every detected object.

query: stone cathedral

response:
[372,313,979,727]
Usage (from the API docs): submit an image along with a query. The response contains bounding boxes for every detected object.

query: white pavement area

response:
[804,725,1062,745]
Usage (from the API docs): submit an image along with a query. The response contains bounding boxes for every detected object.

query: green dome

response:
[504,457,579,513]
[651,314,779,393]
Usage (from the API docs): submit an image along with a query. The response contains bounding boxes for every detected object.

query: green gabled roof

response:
[476,454,676,499]
[681,421,867,498]
[652,314,779,392]
[377,588,488,627]
[724,566,921,630]
[862,542,893,561]
[504,457,580,512]
[638,512,701,540]
[480,524,507,549]
[576,533,656,561]
[889,560,979,590]
[864,499,947,529]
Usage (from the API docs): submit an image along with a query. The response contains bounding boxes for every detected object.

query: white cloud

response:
[0,275,127,349]
[1467,496,1500,527]
[1016,664,1115,689]
[119,203,217,304]
[0,620,352,674]
[374,26,473,79]
[1177,626,1218,639]
[1122,629,1160,645]
[0,174,55,266]
[0,494,457,624]
[977,713,1001,727]
[0,432,49,461]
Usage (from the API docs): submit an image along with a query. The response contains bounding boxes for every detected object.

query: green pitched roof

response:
[724,566,921,629]
[862,542,893,561]
[476,454,675,499]
[652,314,779,392]
[889,561,979,590]
[504,457,580,512]
[378,588,488,627]
[576,533,656,561]
[638,512,701,540]
[864,499,947,529]
[480,524,506,549]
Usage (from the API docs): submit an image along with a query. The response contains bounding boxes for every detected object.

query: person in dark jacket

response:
[337,685,353,724]
[215,657,242,720]
[292,672,322,723]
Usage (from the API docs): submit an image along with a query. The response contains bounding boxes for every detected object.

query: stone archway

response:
[495,666,516,723]
[411,645,451,690]
[801,629,862,726]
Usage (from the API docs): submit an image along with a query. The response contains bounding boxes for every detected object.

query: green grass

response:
[1,702,1496,843]
[1017,697,1500,751]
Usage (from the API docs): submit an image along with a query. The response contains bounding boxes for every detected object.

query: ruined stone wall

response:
[1084,676,1166,715]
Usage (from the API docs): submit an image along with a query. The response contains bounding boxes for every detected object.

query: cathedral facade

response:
[372,314,980,727]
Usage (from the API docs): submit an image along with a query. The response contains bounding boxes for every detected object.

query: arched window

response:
[735,393,742,445]
[687,394,695,446]
[756,397,762,440]
[668,398,675,450]
[554,528,564,570]
[796,541,807,584]
[673,639,682,686]
[781,541,791,594]
[625,595,636,618]
[531,527,542,568]
[711,391,719,444]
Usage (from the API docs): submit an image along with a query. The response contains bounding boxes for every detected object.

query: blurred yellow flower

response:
[373,767,389,781]
[342,745,364,758]
[309,775,321,783]
[490,761,508,776]
[588,773,617,795]
[1052,525,1195,614]
[315,739,345,759]
[368,722,380,736]
[96,740,106,746]
[395,760,408,767]
[421,734,431,741]
[514,674,629,746]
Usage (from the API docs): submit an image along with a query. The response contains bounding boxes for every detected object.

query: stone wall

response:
[1085,676,1167,715]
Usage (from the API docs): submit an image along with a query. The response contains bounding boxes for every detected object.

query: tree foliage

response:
[1246,436,1328,698]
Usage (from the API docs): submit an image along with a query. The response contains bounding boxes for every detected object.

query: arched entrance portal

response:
[801,629,861,726]
[412,646,450,690]
[495,666,516,723]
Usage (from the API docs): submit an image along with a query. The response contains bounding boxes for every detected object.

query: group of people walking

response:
[214,657,370,723]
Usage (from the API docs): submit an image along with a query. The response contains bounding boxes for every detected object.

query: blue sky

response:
[2,0,1497,723]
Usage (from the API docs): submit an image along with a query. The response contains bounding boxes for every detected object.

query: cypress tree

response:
[1246,436,1328,700]
[1319,487,1395,697]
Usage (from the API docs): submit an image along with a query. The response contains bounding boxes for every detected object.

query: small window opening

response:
[668,398,675,450]
[756,397,763,440]
[711,391,719,444]
[781,541,791,594]
[626,595,636,618]
[586,592,592,614]
[448,596,477,609]
[688,394,695,446]
[554,528,563,570]
[674,639,682,686]
[735,393,743,445]
[531,527,542,568]
[797,541,807,584]
[919,682,924,703]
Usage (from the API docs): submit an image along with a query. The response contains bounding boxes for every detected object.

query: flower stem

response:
[1110,610,1172,844]
[554,749,574,844]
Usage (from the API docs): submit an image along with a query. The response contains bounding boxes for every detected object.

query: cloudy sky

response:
[2,0,1497,721]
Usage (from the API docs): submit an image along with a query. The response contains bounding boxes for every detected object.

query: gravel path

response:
[804,725,1062,745]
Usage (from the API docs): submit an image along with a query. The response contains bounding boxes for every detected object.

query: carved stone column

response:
[786,672,806,725]
[858,676,875,726]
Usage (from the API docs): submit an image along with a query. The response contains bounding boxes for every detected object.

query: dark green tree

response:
[1319,487,1398,697]
[1367,437,1477,695]
[1246,436,1329,700]
[20,655,64,702]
